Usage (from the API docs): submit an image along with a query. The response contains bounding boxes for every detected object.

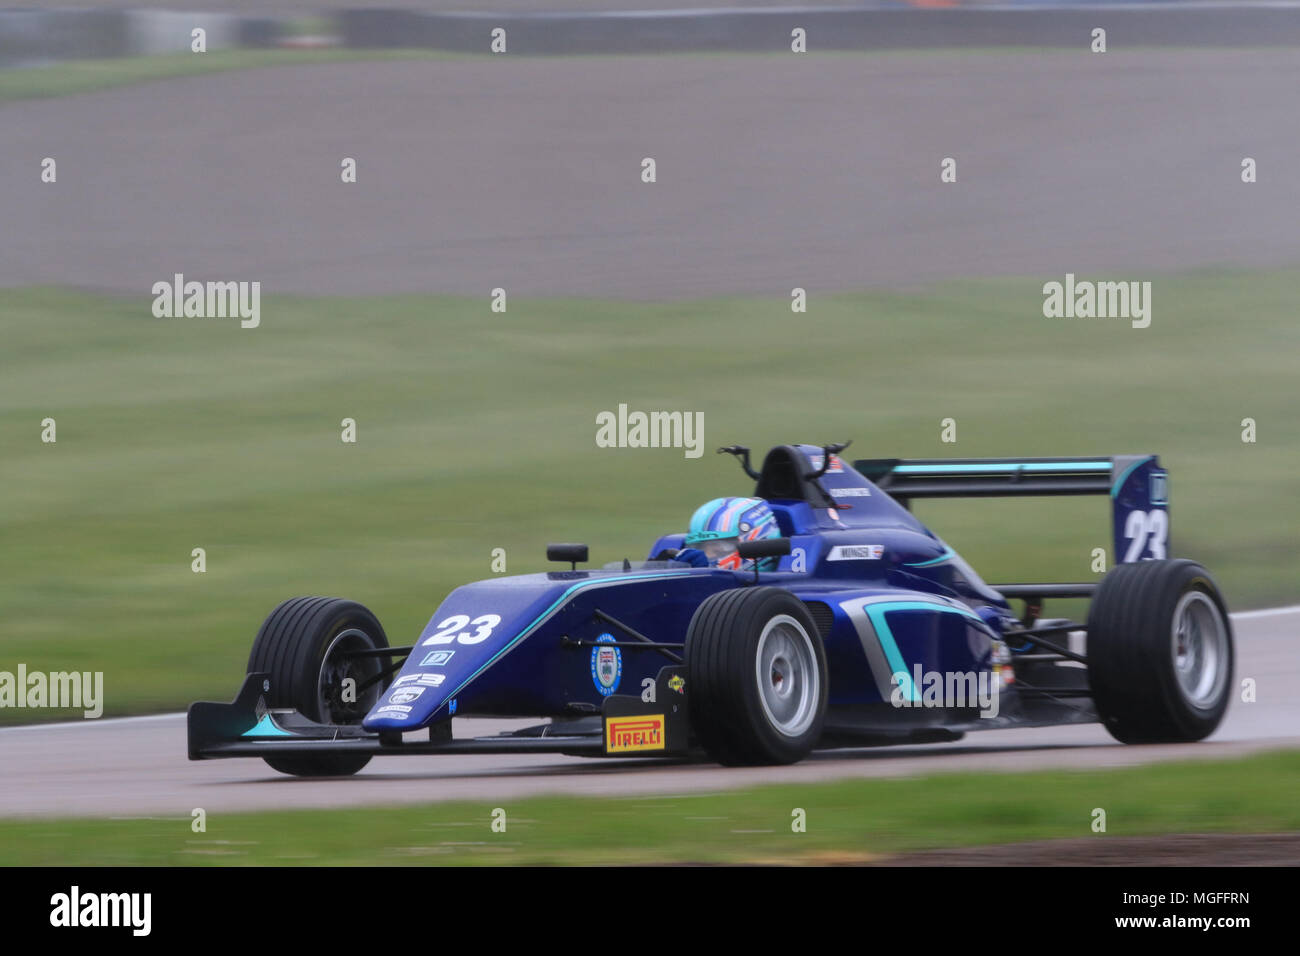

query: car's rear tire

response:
[1086,560,1233,744]
[247,596,391,777]
[685,587,828,765]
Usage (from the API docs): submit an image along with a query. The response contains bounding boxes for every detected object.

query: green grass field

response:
[0,49,477,103]
[0,272,1296,721]
[1,750,1295,865]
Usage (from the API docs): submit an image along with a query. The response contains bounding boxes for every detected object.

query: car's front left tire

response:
[685,586,828,765]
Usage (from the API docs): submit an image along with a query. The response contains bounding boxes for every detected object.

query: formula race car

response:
[189,442,1234,775]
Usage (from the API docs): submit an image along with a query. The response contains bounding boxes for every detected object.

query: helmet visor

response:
[700,537,739,563]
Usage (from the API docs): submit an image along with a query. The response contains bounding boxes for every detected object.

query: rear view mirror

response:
[547,543,589,570]
[737,538,791,561]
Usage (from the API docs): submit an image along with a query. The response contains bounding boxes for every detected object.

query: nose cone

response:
[360,573,579,731]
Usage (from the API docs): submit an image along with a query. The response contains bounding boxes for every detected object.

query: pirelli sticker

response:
[605,714,666,753]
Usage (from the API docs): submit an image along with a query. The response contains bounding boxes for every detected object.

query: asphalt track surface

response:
[5,49,1300,298]
[0,606,1294,818]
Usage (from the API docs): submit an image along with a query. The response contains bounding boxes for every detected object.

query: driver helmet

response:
[684,496,781,570]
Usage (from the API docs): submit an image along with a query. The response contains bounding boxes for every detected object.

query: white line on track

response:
[0,711,182,733]
[1230,604,1300,620]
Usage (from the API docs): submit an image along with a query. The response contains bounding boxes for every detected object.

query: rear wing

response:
[854,455,1170,572]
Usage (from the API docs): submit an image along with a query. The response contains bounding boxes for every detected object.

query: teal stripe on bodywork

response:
[1110,456,1154,498]
[241,714,293,737]
[864,601,985,703]
[441,571,696,711]
[904,547,955,568]
[894,461,1111,475]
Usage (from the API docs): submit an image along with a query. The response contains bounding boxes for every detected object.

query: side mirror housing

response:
[547,543,589,570]
[737,538,791,561]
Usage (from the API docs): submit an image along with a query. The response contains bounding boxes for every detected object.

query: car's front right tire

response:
[247,596,391,777]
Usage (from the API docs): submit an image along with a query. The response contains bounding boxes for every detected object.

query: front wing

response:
[187,668,692,760]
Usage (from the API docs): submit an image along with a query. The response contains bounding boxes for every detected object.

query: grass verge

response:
[1,750,1295,865]
[0,49,467,103]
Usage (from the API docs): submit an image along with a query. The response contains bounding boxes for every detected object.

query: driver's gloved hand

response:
[673,548,709,568]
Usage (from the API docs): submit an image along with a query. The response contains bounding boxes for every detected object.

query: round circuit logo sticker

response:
[590,633,622,696]
[389,686,424,704]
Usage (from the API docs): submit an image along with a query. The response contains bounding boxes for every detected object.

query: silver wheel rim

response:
[754,614,819,737]
[1171,591,1229,711]
[318,628,383,724]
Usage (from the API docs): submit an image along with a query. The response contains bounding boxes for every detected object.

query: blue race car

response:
[189,442,1234,774]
